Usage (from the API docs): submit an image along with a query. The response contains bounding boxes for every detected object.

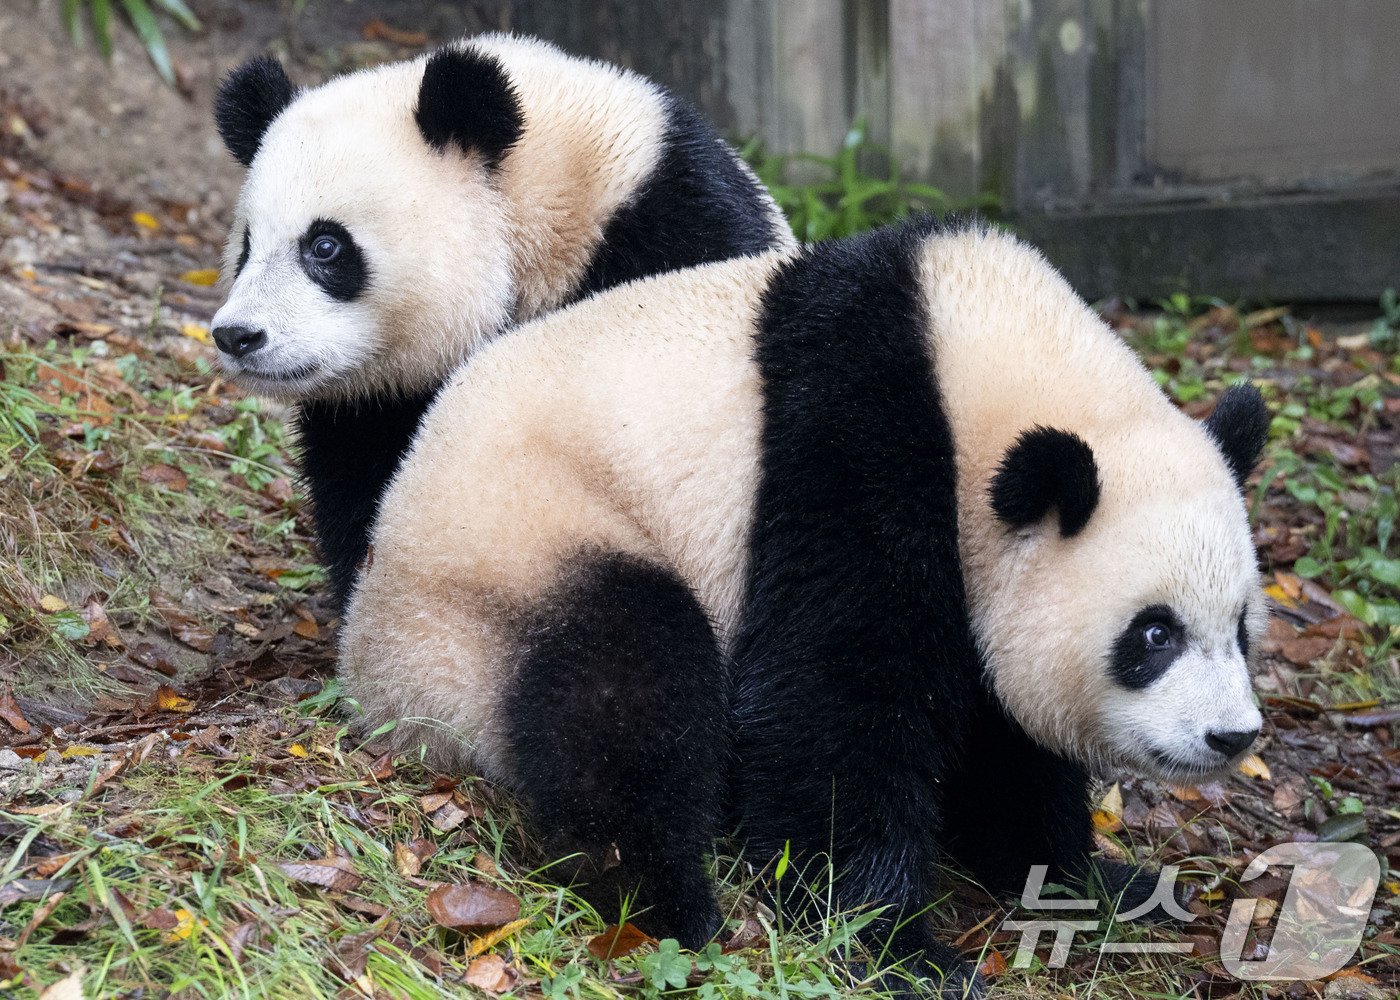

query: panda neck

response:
[294,385,443,611]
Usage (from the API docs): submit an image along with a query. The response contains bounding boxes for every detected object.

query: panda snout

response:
[213,324,268,359]
[1204,726,1259,758]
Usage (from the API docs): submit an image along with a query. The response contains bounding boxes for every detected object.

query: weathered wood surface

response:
[474,0,1398,300]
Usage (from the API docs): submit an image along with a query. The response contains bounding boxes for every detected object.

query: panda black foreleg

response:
[941,689,1169,919]
[733,684,982,997]
[499,552,727,949]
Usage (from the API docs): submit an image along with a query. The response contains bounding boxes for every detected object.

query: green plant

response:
[60,0,202,85]
[742,121,999,242]
[1372,288,1400,353]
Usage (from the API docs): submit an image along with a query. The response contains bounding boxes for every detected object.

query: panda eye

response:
[1143,623,1173,650]
[310,236,341,262]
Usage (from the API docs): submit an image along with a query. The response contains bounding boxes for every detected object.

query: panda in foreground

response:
[342,219,1270,994]
[208,35,793,608]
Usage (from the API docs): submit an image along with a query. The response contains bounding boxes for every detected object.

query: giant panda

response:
[337,217,1271,994]
[207,35,794,607]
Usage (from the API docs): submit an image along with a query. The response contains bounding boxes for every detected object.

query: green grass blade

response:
[92,0,113,58]
[119,0,174,84]
[62,0,83,45]
[151,0,201,31]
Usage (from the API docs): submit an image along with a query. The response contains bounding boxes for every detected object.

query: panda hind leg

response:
[499,550,727,949]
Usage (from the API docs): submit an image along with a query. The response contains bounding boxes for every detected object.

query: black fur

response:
[215,56,296,167]
[298,219,369,302]
[577,95,780,295]
[1237,612,1250,659]
[414,48,523,170]
[1109,605,1185,690]
[939,693,1096,894]
[1203,383,1270,489]
[296,390,441,609]
[732,217,982,991]
[500,551,727,949]
[989,426,1100,537]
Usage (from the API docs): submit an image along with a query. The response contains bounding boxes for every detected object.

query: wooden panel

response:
[888,0,1007,196]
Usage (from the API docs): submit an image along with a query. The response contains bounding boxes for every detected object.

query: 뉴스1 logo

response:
[1005,842,1380,980]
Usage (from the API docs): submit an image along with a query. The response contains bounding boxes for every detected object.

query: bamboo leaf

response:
[151,0,201,31]
[92,0,113,58]
[119,0,174,85]
[62,0,83,46]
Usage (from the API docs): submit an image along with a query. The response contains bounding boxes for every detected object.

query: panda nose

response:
[1205,727,1259,757]
[213,325,267,358]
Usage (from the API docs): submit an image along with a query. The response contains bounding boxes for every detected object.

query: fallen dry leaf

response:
[36,968,86,1000]
[80,596,117,646]
[140,464,188,492]
[428,798,471,832]
[0,684,32,733]
[976,949,1007,978]
[425,882,521,932]
[587,922,655,960]
[153,685,195,713]
[277,857,364,894]
[179,268,219,286]
[226,920,260,965]
[1091,782,1124,833]
[1237,753,1271,781]
[166,907,206,942]
[468,917,531,956]
[1279,635,1333,666]
[394,842,422,878]
[127,641,178,676]
[140,906,181,931]
[464,954,519,993]
[361,18,429,46]
[150,593,214,652]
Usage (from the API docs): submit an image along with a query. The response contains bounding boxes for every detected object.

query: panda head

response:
[209,48,525,401]
[976,384,1271,783]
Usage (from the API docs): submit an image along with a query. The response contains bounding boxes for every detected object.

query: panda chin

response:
[230,360,331,398]
[1137,743,1240,783]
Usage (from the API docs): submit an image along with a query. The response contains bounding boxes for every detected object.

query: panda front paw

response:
[871,942,983,999]
[1092,858,1190,924]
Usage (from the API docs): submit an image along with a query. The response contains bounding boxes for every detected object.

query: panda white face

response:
[972,395,1270,783]
[1075,496,1266,782]
[210,52,521,402]
[211,209,379,400]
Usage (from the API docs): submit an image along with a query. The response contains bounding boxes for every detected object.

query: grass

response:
[0,710,944,999]
[0,338,313,700]
[3,704,1299,1000]
[60,0,201,86]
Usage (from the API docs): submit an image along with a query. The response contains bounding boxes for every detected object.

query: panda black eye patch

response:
[1111,604,1185,690]
[299,219,368,302]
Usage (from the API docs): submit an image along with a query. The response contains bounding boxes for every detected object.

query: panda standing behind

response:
[343,218,1270,995]
[208,35,794,607]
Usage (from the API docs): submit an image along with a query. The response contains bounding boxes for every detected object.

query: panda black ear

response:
[1203,383,1270,490]
[215,56,296,167]
[990,427,1101,538]
[414,48,524,170]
